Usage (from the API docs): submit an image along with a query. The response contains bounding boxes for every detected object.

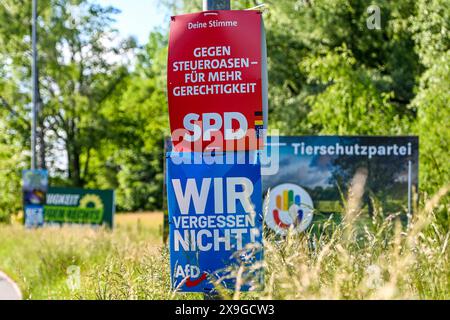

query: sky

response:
[96,0,170,44]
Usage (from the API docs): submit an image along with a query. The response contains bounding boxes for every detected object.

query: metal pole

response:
[408,160,412,215]
[31,0,38,170]
[203,0,230,10]
[202,0,231,301]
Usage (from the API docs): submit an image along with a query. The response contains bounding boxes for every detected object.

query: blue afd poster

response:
[166,152,263,293]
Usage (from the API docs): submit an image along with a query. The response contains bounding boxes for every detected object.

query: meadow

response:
[0,185,448,300]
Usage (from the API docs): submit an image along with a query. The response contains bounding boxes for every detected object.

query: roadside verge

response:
[0,271,22,300]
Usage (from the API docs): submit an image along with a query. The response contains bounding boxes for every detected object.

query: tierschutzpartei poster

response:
[262,136,419,235]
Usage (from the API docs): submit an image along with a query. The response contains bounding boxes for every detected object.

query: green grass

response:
[0,186,449,300]
[0,213,189,300]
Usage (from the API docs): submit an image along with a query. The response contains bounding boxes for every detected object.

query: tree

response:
[36,0,136,186]
[302,46,404,135]
[85,32,169,211]
[0,123,27,222]
[410,0,450,194]
[1,0,136,187]
[0,0,33,149]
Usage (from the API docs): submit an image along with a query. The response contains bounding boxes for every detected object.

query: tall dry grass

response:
[0,184,448,300]
[255,174,449,300]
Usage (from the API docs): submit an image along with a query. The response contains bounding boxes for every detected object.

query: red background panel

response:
[167,10,262,152]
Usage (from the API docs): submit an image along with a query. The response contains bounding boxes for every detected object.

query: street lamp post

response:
[203,0,230,10]
[31,0,38,170]
[202,0,231,301]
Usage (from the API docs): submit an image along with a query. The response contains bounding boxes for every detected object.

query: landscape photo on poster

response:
[166,151,264,293]
[262,136,419,235]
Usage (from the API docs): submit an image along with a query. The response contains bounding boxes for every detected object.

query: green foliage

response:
[413,52,449,194]
[85,32,169,211]
[410,0,450,194]
[260,0,420,134]
[0,141,26,223]
[302,46,403,134]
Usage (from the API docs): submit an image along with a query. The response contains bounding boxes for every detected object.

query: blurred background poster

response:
[22,170,48,228]
[263,136,419,235]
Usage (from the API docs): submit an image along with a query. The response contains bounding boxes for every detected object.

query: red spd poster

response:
[167,10,263,152]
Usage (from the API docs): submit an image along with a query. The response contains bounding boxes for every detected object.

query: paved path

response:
[0,271,22,300]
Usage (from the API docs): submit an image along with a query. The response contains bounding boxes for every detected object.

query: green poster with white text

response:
[44,187,115,228]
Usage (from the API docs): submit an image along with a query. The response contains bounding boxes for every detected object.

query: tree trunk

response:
[71,146,82,187]
[67,137,83,187]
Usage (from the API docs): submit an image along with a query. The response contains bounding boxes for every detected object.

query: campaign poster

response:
[22,170,48,228]
[168,10,265,152]
[262,136,419,235]
[167,152,264,293]
[44,187,115,228]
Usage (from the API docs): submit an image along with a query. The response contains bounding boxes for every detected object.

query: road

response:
[0,271,22,300]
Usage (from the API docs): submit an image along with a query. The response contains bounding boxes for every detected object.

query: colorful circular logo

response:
[265,183,314,235]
